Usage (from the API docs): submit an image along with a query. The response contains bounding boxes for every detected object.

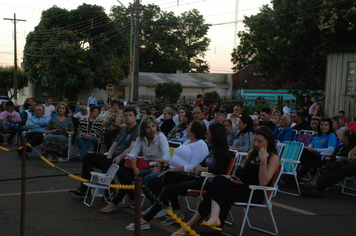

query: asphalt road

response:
[1,144,356,236]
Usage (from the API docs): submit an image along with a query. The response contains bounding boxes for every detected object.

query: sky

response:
[0,0,271,73]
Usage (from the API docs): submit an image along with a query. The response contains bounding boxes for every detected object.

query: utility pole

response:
[4,13,26,105]
[132,0,140,102]
[234,0,239,48]
[117,0,134,101]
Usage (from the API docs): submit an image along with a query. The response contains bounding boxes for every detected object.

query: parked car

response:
[0,95,10,105]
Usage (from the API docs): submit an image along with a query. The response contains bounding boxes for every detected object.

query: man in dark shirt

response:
[299,95,312,122]
[292,110,309,131]
[69,107,139,198]
[259,107,276,131]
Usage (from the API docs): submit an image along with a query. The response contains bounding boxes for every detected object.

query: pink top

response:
[0,111,21,125]
[308,102,320,116]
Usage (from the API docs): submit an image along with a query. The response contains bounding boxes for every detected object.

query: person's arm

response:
[91,120,103,139]
[238,132,253,152]
[314,133,337,156]
[281,129,294,143]
[112,140,136,164]
[25,116,39,129]
[160,134,171,161]
[11,113,21,125]
[77,120,85,136]
[258,148,280,186]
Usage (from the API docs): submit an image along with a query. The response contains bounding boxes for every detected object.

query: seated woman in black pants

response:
[173,125,280,235]
[125,122,231,231]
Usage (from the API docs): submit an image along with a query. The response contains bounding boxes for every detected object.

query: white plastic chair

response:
[83,163,120,207]
[42,133,72,161]
[340,176,356,197]
[233,164,283,236]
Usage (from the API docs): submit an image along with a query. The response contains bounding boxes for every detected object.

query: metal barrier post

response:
[20,137,27,236]
[134,176,142,236]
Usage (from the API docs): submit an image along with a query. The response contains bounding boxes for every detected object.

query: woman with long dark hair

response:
[125,122,231,231]
[231,115,254,152]
[172,126,280,234]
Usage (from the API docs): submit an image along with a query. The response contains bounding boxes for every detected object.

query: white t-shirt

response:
[43,104,55,116]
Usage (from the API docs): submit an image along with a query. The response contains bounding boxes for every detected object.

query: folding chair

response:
[83,163,120,207]
[292,129,298,140]
[184,152,239,213]
[295,130,314,147]
[168,140,182,156]
[340,176,356,197]
[233,164,283,236]
[42,134,73,161]
[278,141,304,196]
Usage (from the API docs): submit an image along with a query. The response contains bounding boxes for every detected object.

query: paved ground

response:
[1,143,356,236]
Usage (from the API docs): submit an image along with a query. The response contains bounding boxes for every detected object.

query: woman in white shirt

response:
[100,115,170,213]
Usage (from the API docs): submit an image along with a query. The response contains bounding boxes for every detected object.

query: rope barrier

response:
[142,185,200,236]
[2,142,201,235]
[0,143,135,190]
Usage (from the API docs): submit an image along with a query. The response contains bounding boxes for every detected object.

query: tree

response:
[203,90,219,107]
[231,1,326,93]
[319,0,356,48]
[0,67,28,98]
[110,3,210,73]
[23,4,127,98]
[155,82,182,104]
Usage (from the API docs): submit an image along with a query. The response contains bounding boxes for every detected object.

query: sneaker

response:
[125,223,150,231]
[68,188,89,198]
[154,205,172,218]
[161,212,185,226]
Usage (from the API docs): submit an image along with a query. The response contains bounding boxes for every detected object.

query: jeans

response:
[0,124,19,144]
[137,170,159,184]
[77,136,98,157]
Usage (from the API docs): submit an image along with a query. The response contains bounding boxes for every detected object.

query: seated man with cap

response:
[209,109,227,124]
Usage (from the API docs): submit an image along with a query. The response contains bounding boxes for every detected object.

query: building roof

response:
[232,64,293,89]
[119,72,230,88]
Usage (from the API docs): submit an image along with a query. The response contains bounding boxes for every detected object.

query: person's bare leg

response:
[205,200,221,226]
[172,211,204,235]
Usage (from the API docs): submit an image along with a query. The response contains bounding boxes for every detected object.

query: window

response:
[346,62,356,95]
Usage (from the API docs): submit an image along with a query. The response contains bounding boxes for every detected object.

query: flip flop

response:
[200,221,222,232]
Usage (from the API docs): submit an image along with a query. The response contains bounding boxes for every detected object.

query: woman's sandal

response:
[200,221,222,232]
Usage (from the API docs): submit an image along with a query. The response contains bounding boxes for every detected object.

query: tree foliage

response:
[0,67,28,98]
[155,82,182,104]
[231,0,332,93]
[110,3,210,73]
[23,4,127,98]
[203,90,219,107]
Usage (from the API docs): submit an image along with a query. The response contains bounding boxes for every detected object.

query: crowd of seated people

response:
[6,94,356,235]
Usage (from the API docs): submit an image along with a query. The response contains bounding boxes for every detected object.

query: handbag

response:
[124,157,151,171]
[53,129,69,137]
